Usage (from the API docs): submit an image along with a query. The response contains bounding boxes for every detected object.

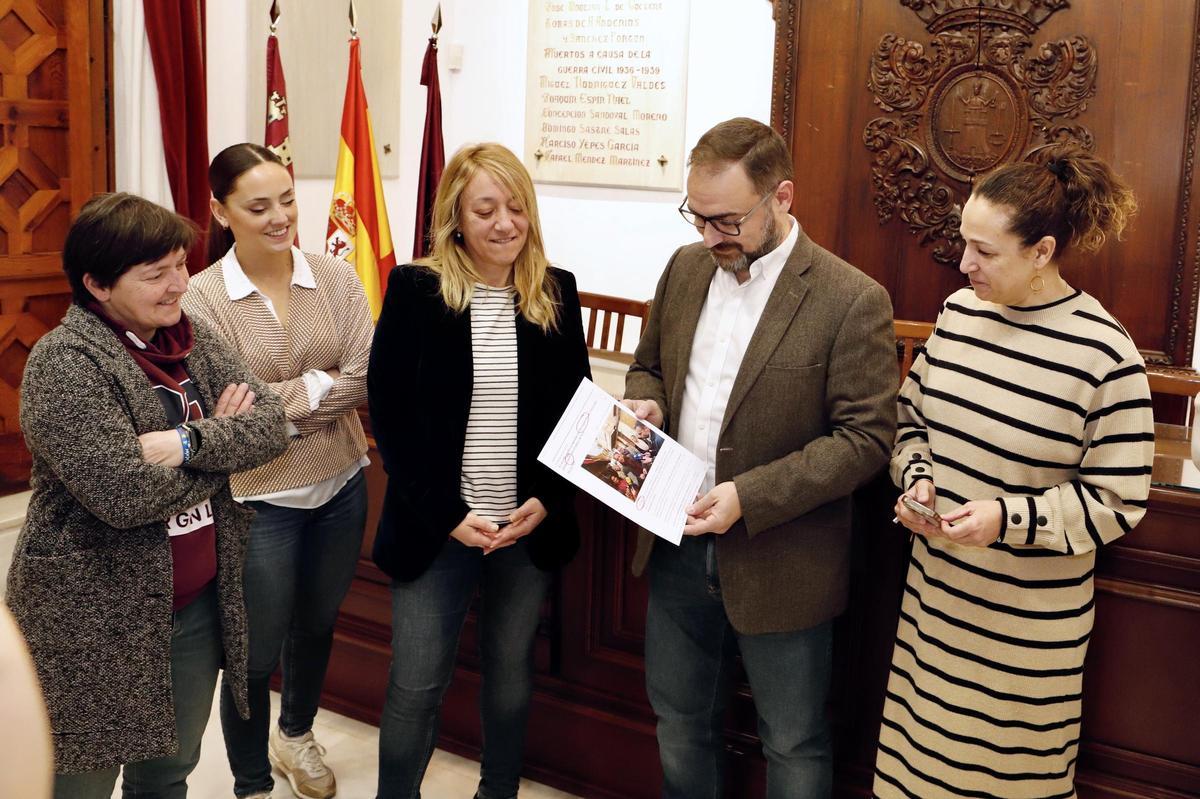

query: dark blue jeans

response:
[52,582,222,799]
[376,537,552,799]
[220,469,367,797]
[645,536,834,799]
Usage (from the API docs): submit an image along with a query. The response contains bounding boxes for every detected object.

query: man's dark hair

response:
[689,117,793,194]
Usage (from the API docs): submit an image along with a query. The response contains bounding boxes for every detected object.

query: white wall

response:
[206,0,776,305]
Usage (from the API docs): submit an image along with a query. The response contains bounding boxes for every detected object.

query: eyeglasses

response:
[678,187,776,237]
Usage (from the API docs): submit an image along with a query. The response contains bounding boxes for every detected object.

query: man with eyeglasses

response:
[623,117,897,798]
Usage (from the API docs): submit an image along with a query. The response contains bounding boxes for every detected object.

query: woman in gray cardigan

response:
[4,193,288,798]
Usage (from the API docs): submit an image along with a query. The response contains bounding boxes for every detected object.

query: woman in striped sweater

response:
[874,146,1153,799]
[369,143,590,799]
[183,144,374,799]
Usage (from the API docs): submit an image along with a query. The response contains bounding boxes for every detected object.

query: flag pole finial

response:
[432,4,442,37]
[269,0,280,34]
[349,0,358,38]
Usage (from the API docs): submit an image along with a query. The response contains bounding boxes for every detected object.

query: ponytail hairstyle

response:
[973,144,1137,258]
[206,143,286,263]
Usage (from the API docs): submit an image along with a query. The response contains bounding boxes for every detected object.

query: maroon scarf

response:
[85,301,199,419]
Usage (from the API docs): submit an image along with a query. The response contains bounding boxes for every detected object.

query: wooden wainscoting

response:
[323,399,1200,798]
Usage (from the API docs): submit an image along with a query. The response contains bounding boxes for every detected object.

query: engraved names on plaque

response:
[525,0,690,190]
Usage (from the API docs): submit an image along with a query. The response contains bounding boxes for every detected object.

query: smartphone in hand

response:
[901,495,941,522]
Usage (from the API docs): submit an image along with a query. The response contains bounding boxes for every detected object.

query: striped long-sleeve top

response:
[874,287,1154,799]
[460,283,520,523]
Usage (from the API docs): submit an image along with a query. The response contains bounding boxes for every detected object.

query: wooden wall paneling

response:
[1034,2,1199,367]
[1175,0,1200,368]
[1096,5,1190,364]
[558,501,649,700]
[1084,586,1200,794]
[0,0,110,490]
[772,0,1200,366]
[1081,489,1200,797]
[330,421,1200,798]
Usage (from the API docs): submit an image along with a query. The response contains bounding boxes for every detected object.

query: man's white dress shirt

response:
[677,217,799,493]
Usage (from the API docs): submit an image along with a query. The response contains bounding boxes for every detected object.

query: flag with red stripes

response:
[326,37,396,319]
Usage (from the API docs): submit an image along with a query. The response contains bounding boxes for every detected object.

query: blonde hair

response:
[418,143,560,332]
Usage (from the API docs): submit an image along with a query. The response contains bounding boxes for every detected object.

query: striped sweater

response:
[874,287,1154,799]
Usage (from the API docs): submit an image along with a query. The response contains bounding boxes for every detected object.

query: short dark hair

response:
[206,143,284,262]
[62,193,198,305]
[688,117,793,195]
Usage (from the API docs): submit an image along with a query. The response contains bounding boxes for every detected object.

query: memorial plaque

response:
[525,0,690,190]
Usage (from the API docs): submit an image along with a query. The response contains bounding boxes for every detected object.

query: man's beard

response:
[708,214,781,274]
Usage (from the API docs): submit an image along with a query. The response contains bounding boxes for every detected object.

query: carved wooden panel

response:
[864,2,1097,265]
[774,0,1200,367]
[0,0,111,490]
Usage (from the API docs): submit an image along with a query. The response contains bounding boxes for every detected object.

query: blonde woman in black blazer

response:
[368,143,590,799]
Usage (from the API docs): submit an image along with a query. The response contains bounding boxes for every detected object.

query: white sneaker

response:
[268,726,336,799]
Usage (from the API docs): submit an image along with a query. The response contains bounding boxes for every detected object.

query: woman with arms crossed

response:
[5,193,287,798]
[369,143,590,799]
[183,143,373,799]
[875,146,1153,799]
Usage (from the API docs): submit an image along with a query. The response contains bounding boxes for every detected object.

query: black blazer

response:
[368,264,592,581]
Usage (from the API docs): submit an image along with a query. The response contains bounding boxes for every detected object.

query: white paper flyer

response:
[538,378,706,545]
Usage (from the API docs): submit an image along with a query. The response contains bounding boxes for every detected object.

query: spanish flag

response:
[326,37,396,319]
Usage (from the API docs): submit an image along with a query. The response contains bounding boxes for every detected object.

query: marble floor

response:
[110,691,580,799]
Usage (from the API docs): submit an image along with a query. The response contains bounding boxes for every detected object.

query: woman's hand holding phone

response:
[894,481,942,538]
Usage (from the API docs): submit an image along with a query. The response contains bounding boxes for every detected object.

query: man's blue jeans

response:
[52,582,222,799]
[645,535,833,799]
[376,537,552,799]
[220,470,367,797]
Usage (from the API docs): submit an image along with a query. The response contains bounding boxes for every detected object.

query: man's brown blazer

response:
[625,227,898,634]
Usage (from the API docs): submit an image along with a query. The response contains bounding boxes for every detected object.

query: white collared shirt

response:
[219,245,367,508]
[677,217,799,492]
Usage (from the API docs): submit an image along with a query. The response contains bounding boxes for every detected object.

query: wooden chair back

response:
[894,319,933,381]
[578,291,652,362]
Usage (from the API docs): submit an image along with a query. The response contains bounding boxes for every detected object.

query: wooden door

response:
[0,0,111,491]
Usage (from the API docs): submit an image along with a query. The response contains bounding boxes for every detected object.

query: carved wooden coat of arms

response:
[864,0,1096,263]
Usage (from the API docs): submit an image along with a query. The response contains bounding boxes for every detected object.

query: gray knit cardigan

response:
[4,305,288,773]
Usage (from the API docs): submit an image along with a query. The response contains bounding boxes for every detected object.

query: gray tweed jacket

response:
[4,305,288,773]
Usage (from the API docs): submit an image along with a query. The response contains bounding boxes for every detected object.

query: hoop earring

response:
[1030,274,1045,293]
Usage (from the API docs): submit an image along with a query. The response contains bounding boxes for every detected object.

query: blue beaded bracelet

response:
[177,425,191,464]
